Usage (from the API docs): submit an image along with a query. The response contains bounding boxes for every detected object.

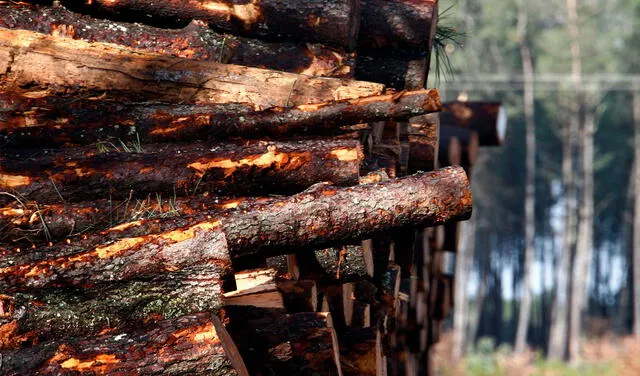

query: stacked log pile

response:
[0,1,489,375]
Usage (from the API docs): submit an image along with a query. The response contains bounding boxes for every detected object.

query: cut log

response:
[59,0,360,50]
[0,139,362,204]
[0,29,383,108]
[0,195,265,244]
[359,0,438,52]
[441,102,508,146]
[0,312,249,376]
[355,55,428,90]
[224,308,343,376]
[0,3,355,77]
[279,245,374,286]
[438,125,480,168]
[222,268,317,312]
[0,167,472,291]
[338,328,382,376]
[407,113,439,173]
[0,263,230,348]
[0,89,442,148]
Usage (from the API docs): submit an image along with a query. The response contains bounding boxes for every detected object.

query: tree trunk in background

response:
[633,86,640,339]
[548,97,577,361]
[572,91,595,362]
[452,215,476,359]
[515,4,535,354]
[565,0,586,362]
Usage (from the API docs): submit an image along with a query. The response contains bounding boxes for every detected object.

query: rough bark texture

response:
[0,313,247,376]
[0,264,229,348]
[408,113,439,173]
[441,102,507,146]
[0,139,362,203]
[355,55,428,90]
[0,29,383,108]
[0,167,472,291]
[359,0,438,52]
[1,89,441,148]
[59,0,360,50]
[0,195,263,244]
[0,3,355,77]
[223,166,472,259]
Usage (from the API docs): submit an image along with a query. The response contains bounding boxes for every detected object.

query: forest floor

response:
[432,332,640,375]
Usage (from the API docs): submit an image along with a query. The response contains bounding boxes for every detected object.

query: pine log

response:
[223,308,343,376]
[59,0,360,50]
[338,328,382,376]
[0,139,362,204]
[0,89,442,148]
[359,0,438,52]
[0,264,231,348]
[0,29,383,108]
[281,245,374,286]
[0,313,248,376]
[407,113,439,173]
[0,3,355,77]
[222,268,317,312]
[438,125,480,167]
[355,55,428,90]
[0,167,472,291]
[441,102,508,146]
[0,195,266,244]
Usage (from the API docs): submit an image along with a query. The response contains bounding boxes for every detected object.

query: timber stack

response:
[0,1,497,375]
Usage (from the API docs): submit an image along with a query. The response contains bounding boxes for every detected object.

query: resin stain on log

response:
[0,173,31,188]
[201,1,263,25]
[187,147,311,179]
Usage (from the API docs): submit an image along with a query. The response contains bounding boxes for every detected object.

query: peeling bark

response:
[0,139,362,203]
[1,89,441,148]
[0,167,472,292]
[0,29,383,108]
[58,0,360,50]
[0,3,355,77]
[0,313,248,376]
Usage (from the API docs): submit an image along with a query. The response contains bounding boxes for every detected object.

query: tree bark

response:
[0,264,230,348]
[0,29,383,108]
[355,55,428,90]
[633,86,640,339]
[0,3,355,77]
[515,31,535,354]
[0,89,441,148]
[58,0,360,50]
[0,139,362,203]
[441,102,507,146]
[0,167,472,291]
[0,313,249,376]
[407,113,439,173]
[359,0,438,52]
[0,195,266,244]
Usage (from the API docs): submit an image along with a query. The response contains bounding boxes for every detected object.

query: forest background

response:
[431,0,640,374]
